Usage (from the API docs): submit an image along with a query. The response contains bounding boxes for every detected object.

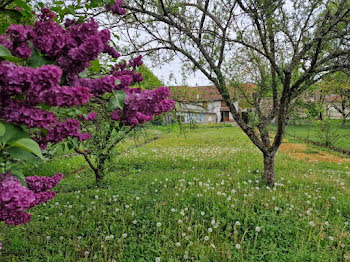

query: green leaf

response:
[106,0,115,5]
[11,169,27,186]
[14,0,32,12]
[67,141,74,150]
[0,45,23,62]
[0,123,5,137]
[90,59,101,72]
[0,23,10,34]
[8,147,37,162]
[0,122,29,144]
[67,5,76,16]
[115,79,121,85]
[89,0,102,8]
[6,10,23,22]
[79,69,89,78]
[10,138,44,160]
[107,90,126,111]
[27,48,54,68]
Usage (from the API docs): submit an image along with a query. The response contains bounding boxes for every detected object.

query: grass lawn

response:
[1,126,349,261]
[281,120,350,151]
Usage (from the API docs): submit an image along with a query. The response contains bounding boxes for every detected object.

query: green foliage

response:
[135,64,163,90]
[107,89,126,111]
[0,44,23,62]
[0,0,34,33]
[0,122,44,181]
[274,119,350,150]
[26,45,55,68]
[316,120,343,147]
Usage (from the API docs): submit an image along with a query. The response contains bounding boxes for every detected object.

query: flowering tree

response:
[1,7,173,190]
[73,55,174,184]
[98,0,350,186]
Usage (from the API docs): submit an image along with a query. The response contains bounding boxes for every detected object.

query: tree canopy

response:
[111,0,350,184]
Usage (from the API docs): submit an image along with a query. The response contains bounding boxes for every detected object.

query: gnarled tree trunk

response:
[263,153,275,186]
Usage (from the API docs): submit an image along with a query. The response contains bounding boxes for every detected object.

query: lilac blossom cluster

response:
[38,119,91,149]
[0,9,121,81]
[0,24,32,58]
[0,173,63,225]
[0,61,91,145]
[111,55,144,83]
[81,112,97,121]
[34,9,120,80]
[111,87,174,126]
[106,0,126,15]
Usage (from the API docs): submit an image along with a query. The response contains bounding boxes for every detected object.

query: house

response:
[169,84,256,124]
[325,94,350,120]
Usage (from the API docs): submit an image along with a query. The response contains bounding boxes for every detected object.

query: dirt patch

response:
[279,143,350,163]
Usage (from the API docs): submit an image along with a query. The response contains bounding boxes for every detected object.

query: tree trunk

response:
[94,154,108,185]
[94,169,104,185]
[263,153,275,185]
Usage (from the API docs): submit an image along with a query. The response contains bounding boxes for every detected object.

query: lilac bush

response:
[75,55,174,184]
[0,6,173,232]
[0,172,63,225]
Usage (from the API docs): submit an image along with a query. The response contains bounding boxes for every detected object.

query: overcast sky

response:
[143,56,213,87]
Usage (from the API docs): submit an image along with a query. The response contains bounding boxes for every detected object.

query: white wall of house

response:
[208,101,221,122]
[176,101,239,123]
[326,104,349,119]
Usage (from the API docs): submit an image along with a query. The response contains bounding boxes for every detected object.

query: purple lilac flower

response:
[38,119,90,148]
[81,112,97,121]
[0,172,63,226]
[106,0,126,15]
[0,99,57,129]
[111,87,174,126]
[25,174,63,193]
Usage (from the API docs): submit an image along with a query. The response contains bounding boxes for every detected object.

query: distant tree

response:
[135,64,163,89]
[109,0,350,185]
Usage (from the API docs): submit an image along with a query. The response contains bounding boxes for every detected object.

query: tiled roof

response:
[169,84,256,102]
[325,94,342,103]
